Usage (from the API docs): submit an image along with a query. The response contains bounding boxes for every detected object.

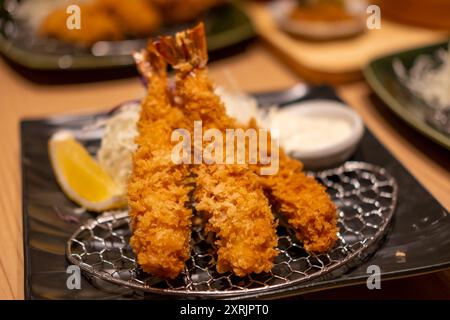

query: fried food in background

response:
[38,4,123,46]
[39,0,223,46]
[290,0,353,22]
[97,0,161,37]
[151,0,222,24]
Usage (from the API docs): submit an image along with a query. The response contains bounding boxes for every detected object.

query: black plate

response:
[21,86,450,299]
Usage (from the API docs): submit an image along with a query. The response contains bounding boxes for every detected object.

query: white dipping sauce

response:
[258,99,364,169]
[267,110,353,154]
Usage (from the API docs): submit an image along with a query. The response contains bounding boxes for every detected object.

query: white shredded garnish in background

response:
[393,42,450,111]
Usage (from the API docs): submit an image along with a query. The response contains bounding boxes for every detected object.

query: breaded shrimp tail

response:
[156,23,278,277]
[128,43,193,279]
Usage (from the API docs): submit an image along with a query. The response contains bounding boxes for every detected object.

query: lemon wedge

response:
[48,131,126,212]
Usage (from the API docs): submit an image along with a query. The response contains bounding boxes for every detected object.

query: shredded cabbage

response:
[393,43,450,111]
[97,102,140,193]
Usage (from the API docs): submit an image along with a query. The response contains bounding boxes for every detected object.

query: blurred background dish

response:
[0,0,254,70]
[37,0,223,47]
[272,0,367,40]
[364,41,450,150]
[248,0,448,84]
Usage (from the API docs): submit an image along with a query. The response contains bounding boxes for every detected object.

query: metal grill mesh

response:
[66,162,397,298]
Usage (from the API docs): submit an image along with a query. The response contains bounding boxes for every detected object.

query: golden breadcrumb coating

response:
[128,47,193,279]
[195,164,278,276]
[263,152,338,252]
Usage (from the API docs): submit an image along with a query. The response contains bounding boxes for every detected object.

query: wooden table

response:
[0,43,449,300]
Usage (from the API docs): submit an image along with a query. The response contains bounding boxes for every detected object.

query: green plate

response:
[0,1,254,70]
[364,41,450,150]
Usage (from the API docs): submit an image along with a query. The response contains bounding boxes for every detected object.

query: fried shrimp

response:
[155,23,278,276]
[127,44,193,279]
[248,119,338,253]
[264,152,338,252]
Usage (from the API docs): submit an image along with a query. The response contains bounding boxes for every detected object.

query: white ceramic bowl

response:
[267,100,364,169]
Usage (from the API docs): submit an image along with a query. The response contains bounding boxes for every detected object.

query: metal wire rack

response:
[66,162,397,298]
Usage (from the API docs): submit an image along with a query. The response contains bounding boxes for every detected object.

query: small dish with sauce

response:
[261,99,364,169]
